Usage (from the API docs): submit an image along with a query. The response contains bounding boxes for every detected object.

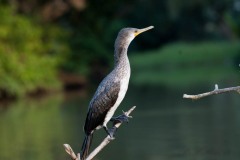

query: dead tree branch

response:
[63,106,136,160]
[183,84,240,100]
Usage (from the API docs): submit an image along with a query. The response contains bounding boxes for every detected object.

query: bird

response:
[81,26,154,160]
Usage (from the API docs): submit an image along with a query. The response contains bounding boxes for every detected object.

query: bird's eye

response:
[134,30,138,33]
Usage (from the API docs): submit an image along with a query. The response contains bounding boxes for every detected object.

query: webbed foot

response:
[110,112,131,125]
[104,126,117,140]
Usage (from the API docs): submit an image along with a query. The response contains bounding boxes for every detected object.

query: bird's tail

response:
[81,134,93,160]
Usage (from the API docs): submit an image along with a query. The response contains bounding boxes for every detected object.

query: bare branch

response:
[87,106,136,160]
[63,144,78,160]
[77,153,80,160]
[183,84,240,100]
[63,106,136,160]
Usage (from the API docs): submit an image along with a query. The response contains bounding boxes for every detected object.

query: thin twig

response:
[183,84,240,100]
[63,106,136,160]
[63,144,78,160]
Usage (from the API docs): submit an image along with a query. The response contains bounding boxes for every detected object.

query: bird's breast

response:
[115,70,130,105]
[119,71,130,94]
[103,69,130,126]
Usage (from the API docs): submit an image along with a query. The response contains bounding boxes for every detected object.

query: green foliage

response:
[130,41,240,88]
[0,0,239,97]
[62,18,125,75]
[0,6,68,98]
[61,0,240,75]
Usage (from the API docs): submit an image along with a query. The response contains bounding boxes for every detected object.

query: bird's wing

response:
[84,80,120,134]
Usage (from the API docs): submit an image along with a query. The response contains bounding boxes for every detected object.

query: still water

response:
[0,86,240,160]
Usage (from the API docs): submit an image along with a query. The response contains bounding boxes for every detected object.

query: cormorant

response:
[81,26,154,160]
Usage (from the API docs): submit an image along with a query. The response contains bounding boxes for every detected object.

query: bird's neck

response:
[114,46,129,69]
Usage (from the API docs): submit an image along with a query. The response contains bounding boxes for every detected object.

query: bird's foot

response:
[110,111,132,125]
[104,126,117,140]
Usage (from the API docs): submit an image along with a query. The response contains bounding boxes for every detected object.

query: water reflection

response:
[0,87,240,160]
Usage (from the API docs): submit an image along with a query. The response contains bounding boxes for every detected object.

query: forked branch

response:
[183,84,240,100]
[64,106,136,160]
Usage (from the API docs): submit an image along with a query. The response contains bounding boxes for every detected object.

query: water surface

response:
[0,87,240,160]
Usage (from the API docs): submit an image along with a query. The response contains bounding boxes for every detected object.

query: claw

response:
[124,111,131,119]
[122,110,132,118]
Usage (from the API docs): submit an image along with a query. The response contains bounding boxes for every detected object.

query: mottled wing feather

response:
[84,80,120,134]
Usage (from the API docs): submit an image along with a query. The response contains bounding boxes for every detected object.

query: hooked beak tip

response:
[135,26,154,36]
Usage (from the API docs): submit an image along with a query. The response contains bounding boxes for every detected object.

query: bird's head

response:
[115,26,154,48]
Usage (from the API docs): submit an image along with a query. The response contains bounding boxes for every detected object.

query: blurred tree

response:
[0,0,239,98]
[0,5,68,98]
[52,0,135,82]
[8,0,239,75]
[9,0,127,80]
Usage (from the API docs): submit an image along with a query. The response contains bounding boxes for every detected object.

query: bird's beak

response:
[134,26,154,37]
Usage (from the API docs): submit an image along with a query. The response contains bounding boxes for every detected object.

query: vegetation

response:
[0,6,68,98]
[130,41,240,88]
[0,0,239,98]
